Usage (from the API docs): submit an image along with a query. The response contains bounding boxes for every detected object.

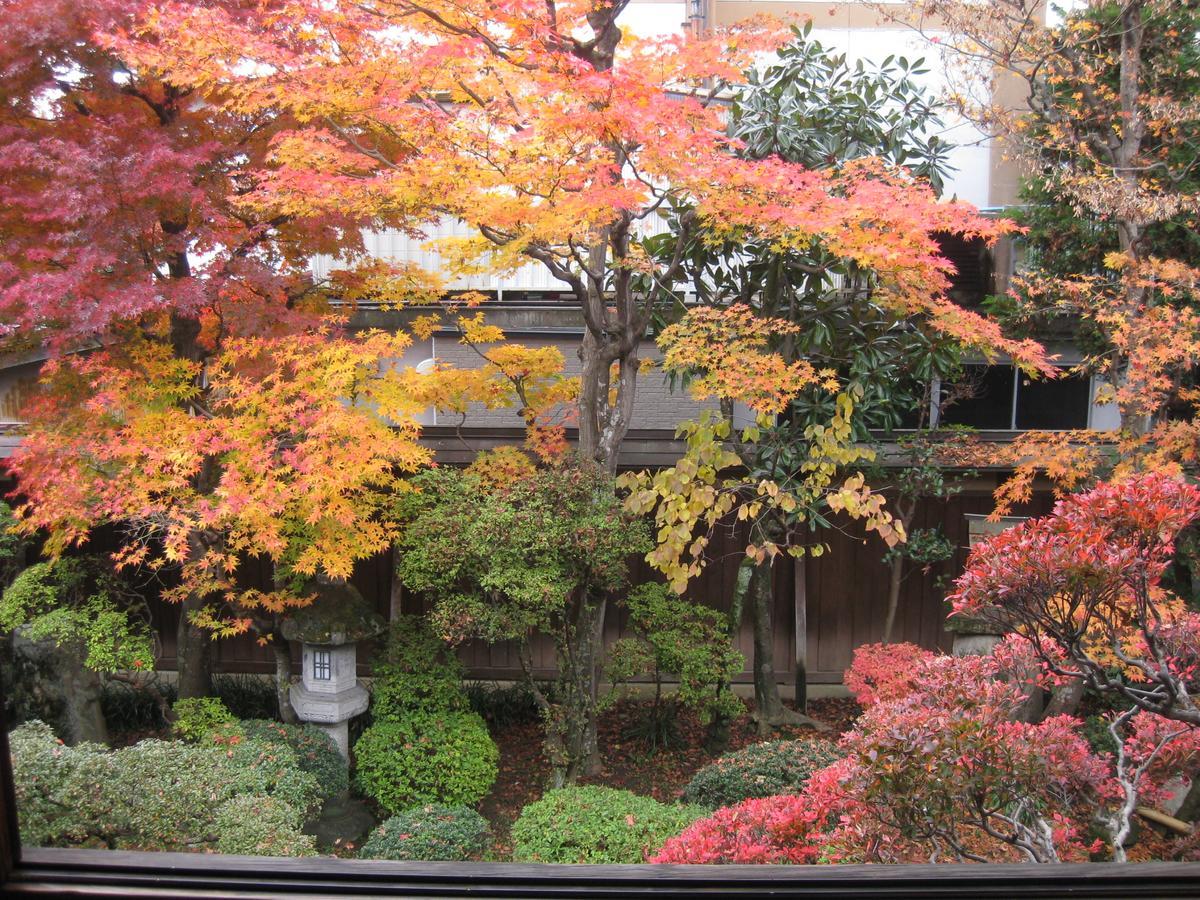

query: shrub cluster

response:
[355,617,498,814]
[682,739,843,810]
[355,711,498,814]
[370,615,468,717]
[359,804,492,862]
[511,786,702,864]
[213,673,279,720]
[100,680,176,734]
[242,719,348,799]
[171,696,237,742]
[10,719,319,855]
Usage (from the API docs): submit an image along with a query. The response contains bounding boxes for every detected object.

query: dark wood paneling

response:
[141,492,1059,684]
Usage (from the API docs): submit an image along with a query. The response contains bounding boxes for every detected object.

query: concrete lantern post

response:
[281,578,385,762]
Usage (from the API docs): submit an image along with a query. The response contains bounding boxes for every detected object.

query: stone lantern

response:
[282,578,385,761]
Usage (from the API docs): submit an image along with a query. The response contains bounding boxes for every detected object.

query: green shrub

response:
[511,786,702,864]
[353,711,498,814]
[100,680,175,735]
[359,804,491,861]
[9,719,321,852]
[214,795,318,857]
[465,680,542,729]
[370,615,468,717]
[171,696,238,742]
[242,719,348,799]
[681,739,843,810]
[214,674,279,720]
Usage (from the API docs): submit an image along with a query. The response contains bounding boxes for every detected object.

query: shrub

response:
[652,794,825,865]
[171,696,238,742]
[353,710,498,814]
[241,719,348,799]
[214,795,317,857]
[843,642,931,708]
[359,805,491,861]
[370,615,468,717]
[214,673,279,720]
[465,680,542,729]
[9,720,321,852]
[682,739,843,810]
[511,786,703,864]
[100,680,175,735]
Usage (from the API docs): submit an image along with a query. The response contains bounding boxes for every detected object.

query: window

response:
[937,365,1092,431]
[312,648,332,681]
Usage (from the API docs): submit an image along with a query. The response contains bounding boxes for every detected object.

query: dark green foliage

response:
[10,719,319,853]
[0,633,67,735]
[0,501,26,587]
[681,739,844,810]
[359,804,491,862]
[100,680,176,735]
[371,615,468,717]
[213,673,279,720]
[171,696,237,742]
[606,583,744,747]
[397,464,649,644]
[396,461,650,783]
[0,557,153,672]
[1082,715,1119,759]
[736,21,951,190]
[242,719,348,799]
[511,786,703,864]
[465,680,543,729]
[353,710,498,814]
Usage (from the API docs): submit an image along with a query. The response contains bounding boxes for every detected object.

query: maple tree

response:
[115,0,1046,479]
[0,0,558,703]
[950,473,1200,857]
[872,0,1200,511]
[657,637,1200,865]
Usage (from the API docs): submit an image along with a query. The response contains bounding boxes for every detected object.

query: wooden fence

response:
[147,490,1055,685]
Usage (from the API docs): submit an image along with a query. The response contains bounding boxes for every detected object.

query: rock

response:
[7,629,109,745]
[305,792,378,851]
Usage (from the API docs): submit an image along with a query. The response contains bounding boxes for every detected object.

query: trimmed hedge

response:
[353,710,498,814]
[242,719,348,799]
[171,696,237,743]
[511,786,702,864]
[10,720,319,853]
[682,739,843,810]
[359,804,491,861]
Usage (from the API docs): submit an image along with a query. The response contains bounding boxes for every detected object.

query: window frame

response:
[2,717,1199,897]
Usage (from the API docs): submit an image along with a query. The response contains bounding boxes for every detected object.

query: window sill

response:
[4,847,1200,898]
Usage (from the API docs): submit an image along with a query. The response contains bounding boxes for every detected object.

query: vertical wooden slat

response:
[794,552,807,712]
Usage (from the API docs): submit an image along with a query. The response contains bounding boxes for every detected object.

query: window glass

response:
[1016,369,1091,430]
[938,365,1016,429]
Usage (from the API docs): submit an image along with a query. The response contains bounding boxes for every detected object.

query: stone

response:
[289,681,369,759]
[281,579,385,646]
[6,629,108,745]
[304,791,378,851]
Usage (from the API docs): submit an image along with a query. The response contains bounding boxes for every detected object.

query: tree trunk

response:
[550,592,605,785]
[175,590,213,699]
[1042,676,1085,719]
[881,555,904,645]
[741,559,827,735]
[271,624,297,724]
